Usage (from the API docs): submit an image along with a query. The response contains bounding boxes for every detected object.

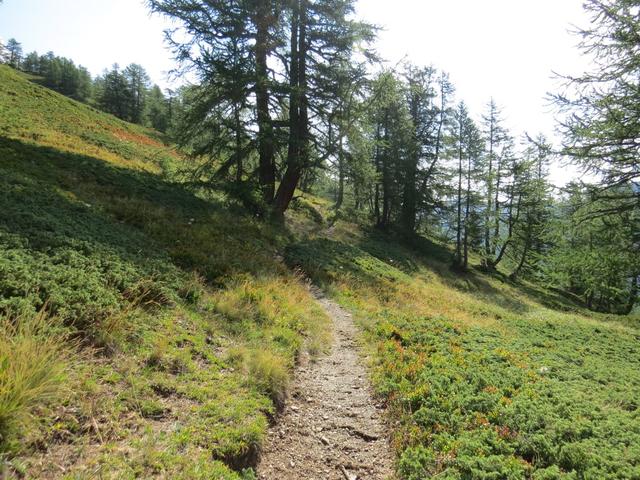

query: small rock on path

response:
[257,291,395,480]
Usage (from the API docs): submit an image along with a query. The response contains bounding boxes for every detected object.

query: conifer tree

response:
[149,0,373,214]
[5,38,22,68]
[124,64,151,124]
[368,71,412,229]
[21,51,39,73]
[452,102,484,270]
[555,0,640,214]
[97,64,133,120]
[509,135,553,280]
[400,65,438,233]
[148,0,280,196]
[146,85,171,132]
[480,99,508,269]
[545,186,639,313]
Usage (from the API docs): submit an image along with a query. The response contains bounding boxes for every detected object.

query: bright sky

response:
[0,0,592,181]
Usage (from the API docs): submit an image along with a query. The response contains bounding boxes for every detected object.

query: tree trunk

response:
[463,153,472,270]
[374,123,382,225]
[492,155,502,259]
[273,0,307,216]
[510,236,530,280]
[255,0,276,203]
[381,114,391,229]
[624,275,638,314]
[484,120,494,268]
[493,187,520,269]
[454,124,463,269]
[234,104,243,184]
[401,93,419,233]
[335,133,345,210]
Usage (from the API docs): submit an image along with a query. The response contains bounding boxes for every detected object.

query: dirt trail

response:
[257,291,395,480]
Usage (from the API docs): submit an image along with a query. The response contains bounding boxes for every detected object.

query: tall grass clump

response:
[0,310,70,453]
[247,350,290,410]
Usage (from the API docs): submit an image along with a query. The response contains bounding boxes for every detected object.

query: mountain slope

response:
[0,65,329,479]
[2,63,639,480]
[285,229,640,479]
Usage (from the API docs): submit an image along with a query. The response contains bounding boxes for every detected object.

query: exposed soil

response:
[257,291,395,480]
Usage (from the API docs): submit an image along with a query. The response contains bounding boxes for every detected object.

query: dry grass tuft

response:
[0,310,71,453]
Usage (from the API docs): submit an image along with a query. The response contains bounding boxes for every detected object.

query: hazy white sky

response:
[0,0,593,164]
[357,1,591,138]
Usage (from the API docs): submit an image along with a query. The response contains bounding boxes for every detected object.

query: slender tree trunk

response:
[484,120,494,268]
[401,157,418,232]
[234,104,242,184]
[335,132,345,210]
[255,0,276,203]
[401,94,419,233]
[417,78,447,218]
[374,123,382,225]
[493,188,520,268]
[492,155,502,262]
[381,114,391,229]
[624,275,638,314]
[454,126,463,269]
[586,291,594,310]
[463,153,472,270]
[510,234,530,280]
[273,0,307,216]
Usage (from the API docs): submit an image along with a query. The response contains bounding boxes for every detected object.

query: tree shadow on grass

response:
[0,136,281,321]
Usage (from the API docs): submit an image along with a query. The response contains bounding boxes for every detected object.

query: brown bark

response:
[255,0,277,203]
[273,0,308,216]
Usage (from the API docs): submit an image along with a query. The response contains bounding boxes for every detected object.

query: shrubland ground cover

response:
[0,65,330,479]
[2,63,639,480]
[286,230,640,479]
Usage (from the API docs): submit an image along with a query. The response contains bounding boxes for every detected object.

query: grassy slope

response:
[0,65,329,479]
[286,220,640,479]
[2,63,639,480]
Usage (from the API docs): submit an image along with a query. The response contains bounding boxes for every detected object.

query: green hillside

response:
[1,63,639,480]
[0,65,329,479]
[287,232,640,479]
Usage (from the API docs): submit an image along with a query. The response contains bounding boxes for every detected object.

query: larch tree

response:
[551,0,640,312]
[148,0,373,215]
[400,64,438,234]
[272,0,375,216]
[148,0,268,192]
[480,99,509,270]
[555,0,640,214]
[6,38,22,68]
[545,185,639,313]
[146,85,171,132]
[97,64,133,121]
[416,71,454,234]
[509,134,553,280]
[452,102,483,271]
[124,64,151,124]
[368,71,412,229]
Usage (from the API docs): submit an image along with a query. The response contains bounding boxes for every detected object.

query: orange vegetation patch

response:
[111,128,164,148]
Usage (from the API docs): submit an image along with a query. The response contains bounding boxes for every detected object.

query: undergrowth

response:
[0,310,70,456]
[286,232,640,479]
[0,65,329,479]
[3,60,639,480]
